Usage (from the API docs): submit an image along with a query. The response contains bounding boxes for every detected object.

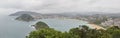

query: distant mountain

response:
[9,11,41,16]
[10,11,120,19]
[9,11,100,17]
[15,14,34,22]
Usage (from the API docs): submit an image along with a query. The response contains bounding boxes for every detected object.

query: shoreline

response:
[88,24,106,30]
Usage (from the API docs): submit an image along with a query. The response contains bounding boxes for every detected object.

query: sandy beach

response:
[88,24,106,30]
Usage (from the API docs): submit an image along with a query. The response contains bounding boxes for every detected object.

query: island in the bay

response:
[15,14,34,22]
[32,21,49,30]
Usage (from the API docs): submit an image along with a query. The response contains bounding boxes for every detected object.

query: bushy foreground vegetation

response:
[26,25,120,38]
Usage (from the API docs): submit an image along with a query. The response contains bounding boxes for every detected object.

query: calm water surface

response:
[0,15,88,38]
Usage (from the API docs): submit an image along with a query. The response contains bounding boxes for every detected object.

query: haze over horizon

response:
[0,0,120,14]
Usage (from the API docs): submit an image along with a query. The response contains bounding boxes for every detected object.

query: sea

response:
[0,14,88,38]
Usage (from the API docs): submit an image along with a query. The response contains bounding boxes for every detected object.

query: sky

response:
[0,0,120,14]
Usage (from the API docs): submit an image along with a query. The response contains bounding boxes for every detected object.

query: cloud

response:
[0,0,120,14]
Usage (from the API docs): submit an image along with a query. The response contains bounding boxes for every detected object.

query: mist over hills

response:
[9,11,42,16]
[9,11,120,18]
[9,11,95,17]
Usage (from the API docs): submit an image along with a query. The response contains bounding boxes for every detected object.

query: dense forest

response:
[26,21,120,38]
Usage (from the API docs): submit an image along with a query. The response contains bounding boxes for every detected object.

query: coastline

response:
[88,24,106,30]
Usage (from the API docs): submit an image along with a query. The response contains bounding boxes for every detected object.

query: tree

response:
[27,25,120,38]
[27,28,62,38]
[107,26,120,38]
[27,28,79,38]
[69,28,81,38]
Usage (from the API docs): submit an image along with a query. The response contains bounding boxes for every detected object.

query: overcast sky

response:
[0,0,120,14]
